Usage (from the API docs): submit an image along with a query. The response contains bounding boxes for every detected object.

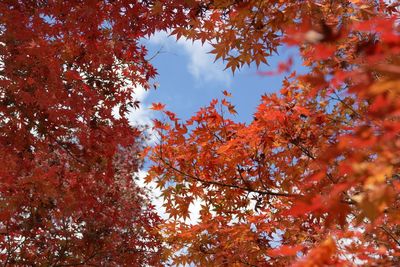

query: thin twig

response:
[158,156,301,198]
[380,226,400,247]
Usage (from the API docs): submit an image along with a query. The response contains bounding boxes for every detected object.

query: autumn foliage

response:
[0,1,180,265]
[1,0,400,266]
[146,0,400,266]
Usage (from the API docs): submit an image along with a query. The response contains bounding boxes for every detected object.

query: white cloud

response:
[111,60,155,132]
[128,86,153,127]
[149,31,231,85]
[111,83,157,144]
[125,30,232,144]
[129,32,230,225]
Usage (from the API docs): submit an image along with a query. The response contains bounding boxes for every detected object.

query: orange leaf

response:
[268,245,303,257]
[150,102,166,111]
[222,90,232,97]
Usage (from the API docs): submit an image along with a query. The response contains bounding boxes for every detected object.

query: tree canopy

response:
[147,0,400,266]
[0,1,177,265]
[1,0,400,266]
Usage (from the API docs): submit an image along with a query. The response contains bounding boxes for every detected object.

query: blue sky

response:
[129,32,305,127]
[132,32,306,223]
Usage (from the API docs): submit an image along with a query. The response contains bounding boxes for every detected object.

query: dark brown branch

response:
[158,156,301,198]
[331,90,362,119]
[380,226,400,247]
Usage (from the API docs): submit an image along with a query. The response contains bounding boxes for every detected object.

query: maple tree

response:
[0,0,191,265]
[147,0,400,266]
[2,0,400,265]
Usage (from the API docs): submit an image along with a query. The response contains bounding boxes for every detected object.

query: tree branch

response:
[380,226,400,247]
[158,156,301,198]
